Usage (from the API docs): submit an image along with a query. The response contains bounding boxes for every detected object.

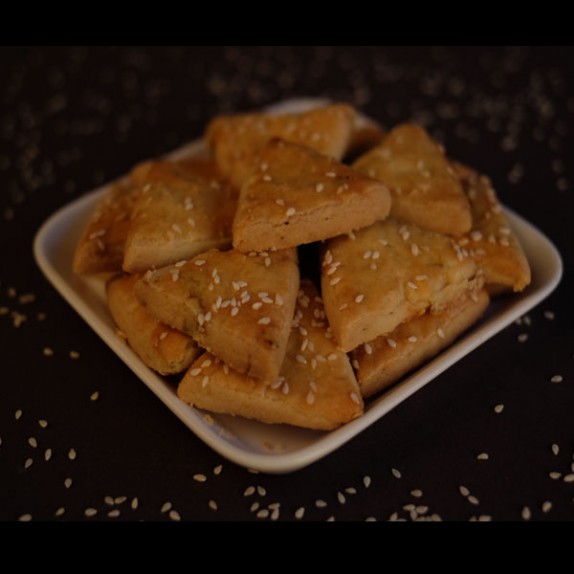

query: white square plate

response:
[33,101,563,474]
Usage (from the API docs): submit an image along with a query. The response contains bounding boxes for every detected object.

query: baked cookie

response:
[321,219,484,352]
[232,139,392,253]
[205,103,356,190]
[122,159,237,273]
[353,123,472,236]
[351,289,490,398]
[107,273,199,376]
[134,247,299,382]
[177,279,363,430]
[73,178,136,275]
[453,162,531,294]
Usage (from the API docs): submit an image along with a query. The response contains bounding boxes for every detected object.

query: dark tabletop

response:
[1,46,573,524]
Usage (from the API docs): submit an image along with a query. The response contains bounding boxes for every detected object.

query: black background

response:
[1,46,573,523]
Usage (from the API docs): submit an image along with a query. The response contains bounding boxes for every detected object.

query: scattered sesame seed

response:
[459,485,470,497]
[315,499,328,508]
[543,310,555,320]
[468,495,480,506]
[28,437,38,448]
[551,443,560,456]
[258,317,271,325]
[256,509,269,519]
[209,500,218,511]
[90,391,99,401]
[410,489,423,498]
[286,207,296,217]
[542,501,553,513]
[24,457,34,469]
[494,404,505,414]
[131,497,139,510]
[550,375,563,383]
[18,514,33,522]
[337,492,346,504]
[44,448,52,462]
[15,409,23,420]
[64,478,73,489]
[169,510,181,521]
[85,508,98,518]
[194,474,207,482]
[563,474,574,483]
[386,338,397,348]
[244,486,256,497]
[391,468,402,479]
[517,333,529,343]
[521,506,531,521]
[295,507,305,519]
[549,471,562,480]
[363,475,371,488]
[68,448,77,460]
[69,350,80,359]
[194,259,206,266]
[107,509,121,518]
[213,464,223,476]
[43,347,54,357]
[54,507,65,517]
[477,453,489,460]
[161,502,172,513]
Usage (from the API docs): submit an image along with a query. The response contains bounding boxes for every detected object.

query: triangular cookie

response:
[177,279,363,430]
[205,103,357,190]
[350,289,490,398]
[134,247,299,382]
[321,219,484,352]
[122,159,238,273]
[232,138,392,252]
[107,273,200,376]
[452,162,531,294]
[73,179,137,275]
[353,123,472,236]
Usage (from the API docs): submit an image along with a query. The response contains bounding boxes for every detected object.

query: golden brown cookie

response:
[134,247,299,382]
[353,123,472,236]
[107,273,200,375]
[232,139,392,253]
[321,219,484,352]
[351,289,490,398]
[122,159,237,273]
[177,279,363,430]
[73,179,136,275]
[205,103,356,190]
[453,162,531,294]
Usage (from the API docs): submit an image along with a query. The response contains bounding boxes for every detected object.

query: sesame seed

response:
[68,448,76,460]
[54,507,65,517]
[295,507,305,519]
[355,294,365,303]
[551,443,560,456]
[550,375,563,383]
[43,347,54,357]
[296,354,307,364]
[363,476,371,488]
[194,259,206,266]
[517,333,529,343]
[521,506,531,521]
[408,336,418,343]
[194,474,207,482]
[563,474,574,483]
[337,492,346,504]
[364,343,373,355]
[391,468,402,479]
[161,502,172,513]
[244,486,256,497]
[64,478,72,489]
[436,328,445,339]
[258,317,271,325]
[256,509,269,519]
[410,489,423,498]
[213,464,223,476]
[28,437,38,448]
[407,281,418,290]
[285,207,296,217]
[477,453,489,460]
[468,495,480,506]
[315,183,324,192]
[386,338,397,349]
[169,510,181,521]
[85,508,98,518]
[410,243,420,256]
[315,499,327,508]
[90,391,99,401]
[107,509,121,518]
[15,409,23,420]
[44,448,52,462]
[329,277,341,286]
[18,514,33,522]
[459,485,470,497]
[202,376,210,388]
[24,457,33,469]
[306,391,315,405]
[549,471,562,480]
[544,310,555,320]
[542,501,553,513]
[69,350,80,359]
[494,404,505,414]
